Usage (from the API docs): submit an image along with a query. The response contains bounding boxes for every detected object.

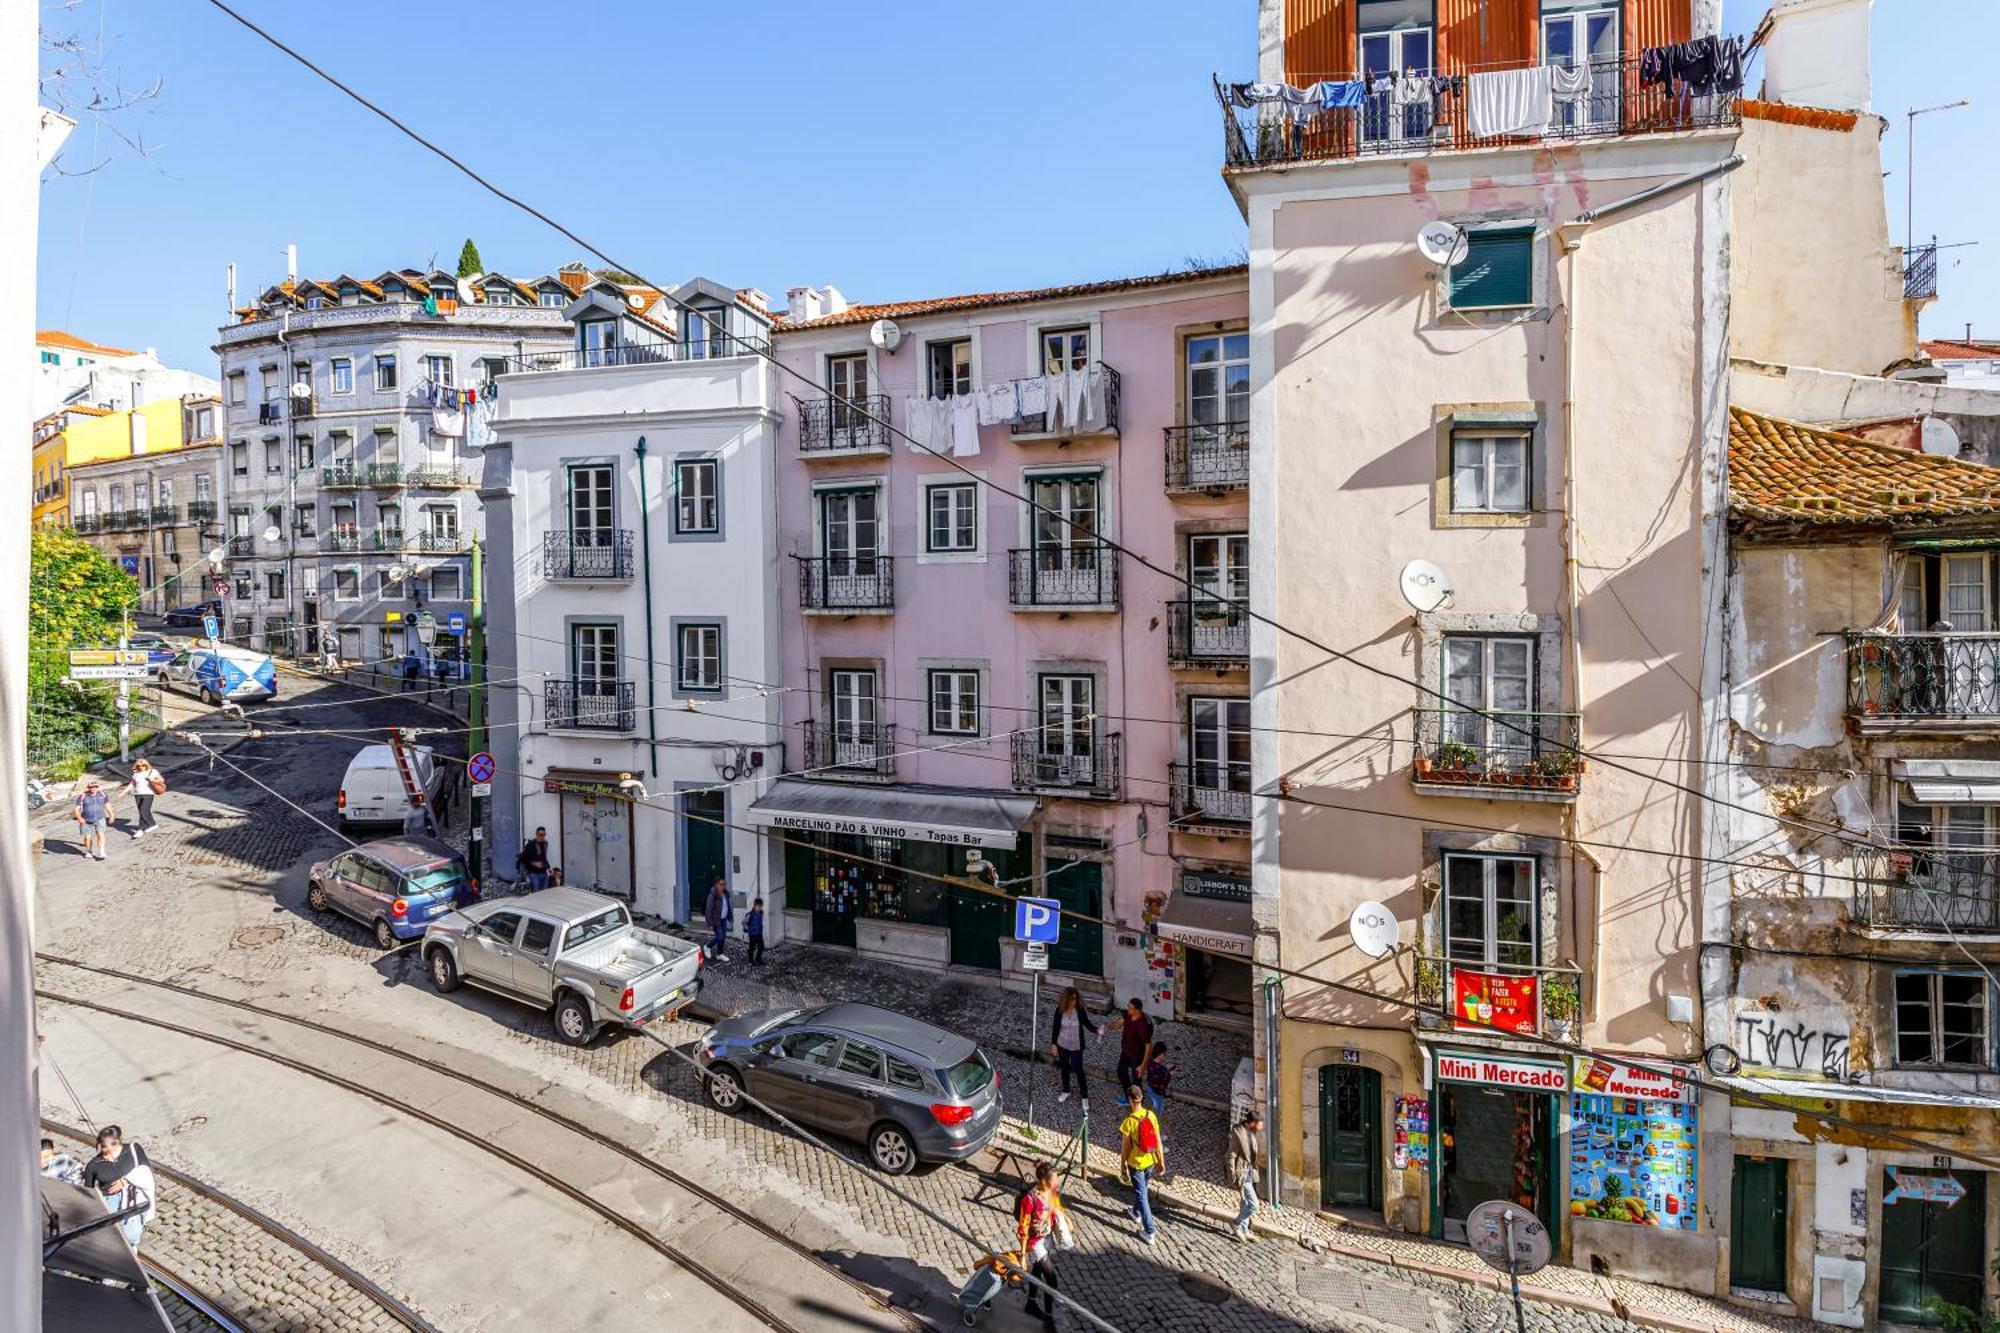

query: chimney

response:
[1760,0,1873,114]
[285,244,297,284]
[819,285,848,317]
[786,286,823,321]
[737,287,770,314]
[130,411,148,457]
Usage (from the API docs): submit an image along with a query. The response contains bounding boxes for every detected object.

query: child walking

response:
[745,897,766,965]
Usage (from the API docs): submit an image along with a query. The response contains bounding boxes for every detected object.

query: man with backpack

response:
[1117,1084,1165,1244]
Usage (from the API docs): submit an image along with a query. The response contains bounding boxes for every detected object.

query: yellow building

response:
[31,395,206,529]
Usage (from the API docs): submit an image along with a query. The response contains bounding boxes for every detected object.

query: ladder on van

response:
[388,728,437,837]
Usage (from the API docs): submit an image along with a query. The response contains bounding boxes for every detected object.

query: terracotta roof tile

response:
[1740,99,1860,132]
[1923,339,2000,361]
[1729,406,2000,531]
[771,264,1249,332]
[38,330,136,357]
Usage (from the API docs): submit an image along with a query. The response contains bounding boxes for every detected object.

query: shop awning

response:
[1719,1073,2000,1111]
[744,779,1035,851]
[1892,758,2000,804]
[1154,890,1252,958]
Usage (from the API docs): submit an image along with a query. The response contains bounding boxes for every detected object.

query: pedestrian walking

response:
[1227,1109,1266,1241]
[1142,1041,1176,1116]
[1014,1160,1071,1330]
[1047,986,1099,1104]
[704,876,731,963]
[82,1126,156,1250]
[744,897,766,965]
[516,826,552,890]
[73,779,113,861]
[39,1138,86,1186]
[1117,1084,1165,1244]
[126,759,165,839]
[400,651,422,692]
[1105,997,1154,1093]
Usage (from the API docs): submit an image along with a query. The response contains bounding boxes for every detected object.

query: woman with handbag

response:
[127,759,166,839]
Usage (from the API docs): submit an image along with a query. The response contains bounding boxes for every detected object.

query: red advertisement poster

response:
[1451,968,1540,1035]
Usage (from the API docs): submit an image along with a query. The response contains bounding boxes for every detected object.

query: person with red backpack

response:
[1117,1084,1166,1244]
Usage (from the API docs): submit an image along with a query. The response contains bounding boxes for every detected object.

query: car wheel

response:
[553,993,593,1046]
[428,948,460,993]
[868,1122,917,1176]
[306,881,329,913]
[200,686,218,706]
[703,1064,745,1113]
[372,918,396,950]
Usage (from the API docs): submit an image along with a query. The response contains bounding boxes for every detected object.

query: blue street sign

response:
[446,612,467,637]
[201,613,221,641]
[467,751,496,785]
[1014,896,1061,944]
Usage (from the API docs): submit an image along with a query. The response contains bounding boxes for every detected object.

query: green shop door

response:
[1318,1065,1382,1211]
[950,881,1010,969]
[1880,1169,1987,1326]
[679,790,727,925]
[1042,860,1104,976]
[1729,1156,1788,1294]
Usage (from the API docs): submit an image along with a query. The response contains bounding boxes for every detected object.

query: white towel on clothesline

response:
[1467,65,1555,138]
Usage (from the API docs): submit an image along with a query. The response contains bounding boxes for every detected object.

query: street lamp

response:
[413,610,437,648]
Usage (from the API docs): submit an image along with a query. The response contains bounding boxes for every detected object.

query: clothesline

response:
[902,367,1113,458]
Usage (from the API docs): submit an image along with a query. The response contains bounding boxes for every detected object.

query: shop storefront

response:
[542,771,635,900]
[1429,1048,1567,1245]
[1156,867,1253,1022]
[1567,1057,1698,1231]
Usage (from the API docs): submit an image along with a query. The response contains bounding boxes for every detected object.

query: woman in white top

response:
[127,759,163,838]
[1047,986,1101,1104]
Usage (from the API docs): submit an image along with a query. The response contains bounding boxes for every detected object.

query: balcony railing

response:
[1009,364,1121,438]
[1011,727,1122,800]
[800,721,903,781]
[1861,851,2000,933]
[1412,708,1584,798]
[185,500,216,522]
[1217,55,1741,171]
[506,332,772,374]
[324,528,363,553]
[149,504,178,525]
[372,529,406,551]
[1904,240,1939,302]
[321,465,362,488]
[545,678,636,732]
[543,529,634,581]
[405,465,467,487]
[795,394,892,454]
[293,523,317,540]
[258,402,284,425]
[1165,421,1250,492]
[1415,953,1587,1038]
[414,531,464,553]
[1168,598,1249,667]
[102,510,138,531]
[1846,631,2000,724]
[797,555,895,612]
[289,390,315,420]
[226,535,254,556]
[1169,763,1252,829]
[1009,545,1120,609]
[70,513,102,533]
[364,463,406,486]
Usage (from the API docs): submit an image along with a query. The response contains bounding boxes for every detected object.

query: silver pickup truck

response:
[420,887,704,1045]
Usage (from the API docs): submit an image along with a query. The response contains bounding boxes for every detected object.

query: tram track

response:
[36,953,934,1332]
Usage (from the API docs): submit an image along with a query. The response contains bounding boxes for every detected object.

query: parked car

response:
[422,888,705,1045]
[337,744,445,828]
[306,835,479,949]
[163,601,221,630]
[156,644,277,704]
[696,1003,1001,1174]
[125,633,176,666]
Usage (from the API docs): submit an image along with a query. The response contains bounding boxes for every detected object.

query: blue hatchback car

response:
[306,835,478,949]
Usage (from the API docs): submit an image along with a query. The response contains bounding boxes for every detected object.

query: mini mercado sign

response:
[1434,1050,1570,1092]
[1574,1057,1696,1105]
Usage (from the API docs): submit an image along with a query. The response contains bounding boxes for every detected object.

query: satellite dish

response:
[1399,559,1455,614]
[869,318,903,352]
[261,526,281,544]
[289,381,311,397]
[1921,415,1962,457]
[1349,901,1398,958]
[1416,220,1470,267]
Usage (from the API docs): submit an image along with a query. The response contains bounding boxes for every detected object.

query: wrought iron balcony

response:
[1010,727,1121,800]
[1169,763,1252,830]
[320,464,362,488]
[1411,708,1583,799]
[800,721,903,781]
[1904,240,1939,302]
[1168,598,1249,667]
[505,333,773,374]
[185,500,216,522]
[797,555,894,612]
[289,390,316,420]
[364,463,406,486]
[1164,421,1250,492]
[1846,631,2000,729]
[1008,545,1119,610]
[795,394,891,454]
[405,464,468,488]
[226,535,255,556]
[545,678,636,732]
[1217,55,1741,171]
[70,513,102,533]
[543,529,634,581]
[149,504,178,525]
[1414,952,1587,1039]
[1860,850,2000,933]
[413,531,464,553]
[1009,364,1121,438]
[372,529,406,550]
[100,510,135,531]
[324,528,363,553]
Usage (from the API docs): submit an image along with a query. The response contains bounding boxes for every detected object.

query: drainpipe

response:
[634,436,660,779]
[1262,973,1281,1205]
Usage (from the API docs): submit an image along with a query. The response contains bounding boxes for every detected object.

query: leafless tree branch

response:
[40,0,165,178]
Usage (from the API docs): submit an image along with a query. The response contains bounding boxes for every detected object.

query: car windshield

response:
[562,905,629,950]
[406,862,469,896]
[943,1050,993,1099]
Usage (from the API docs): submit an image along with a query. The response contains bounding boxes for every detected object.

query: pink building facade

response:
[757,268,1251,1020]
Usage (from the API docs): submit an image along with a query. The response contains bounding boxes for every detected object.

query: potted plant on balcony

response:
[1528,755,1583,791]
[1419,740,1481,783]
[1542,972,1580,1041]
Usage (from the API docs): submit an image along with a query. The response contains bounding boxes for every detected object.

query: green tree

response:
[455,238,483,277]
[27,529,138,777]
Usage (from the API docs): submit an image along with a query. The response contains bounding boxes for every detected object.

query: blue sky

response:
[36,1,1994,372]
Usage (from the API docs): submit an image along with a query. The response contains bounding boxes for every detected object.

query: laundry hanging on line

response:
[1639,35,1746,97]
[1467,65,1556,138]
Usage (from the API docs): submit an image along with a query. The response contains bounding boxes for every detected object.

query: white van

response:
[337,744,446,827]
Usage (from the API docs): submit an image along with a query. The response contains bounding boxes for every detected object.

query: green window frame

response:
[1449,226,1536,311]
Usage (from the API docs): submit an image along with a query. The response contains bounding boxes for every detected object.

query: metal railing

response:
[1904,240,1939,302]
[795,393,892,453]
[1167,598,1249,666]
[800,721,903,780]
[1412,708,1584,794]
[1008,545,1120,608]
[413,531,464,553]
[1218,56,1741,170]
[226,535,254,556]
[1165,421,1250,491]
[1011,727,1122,799]
[70,513,102,533]
[364,463,406,486]
[543,529,634,580]
[321,465,362,488]
[102,510,139,531]
[1846,631,2000,720]
[1169,762,1252,826]
[372,529,406,551]
[289,390,315,420]
[1010,363,1121,437]
[1860,850,2000,932]
[797,555,895,612]
[405,464,467,487]
[324,529,363,553]
[507,332,772,374]
[185,500,216,522]
[545,678,636,732]
[148,504,178,525]
[1414,953,1587,1037]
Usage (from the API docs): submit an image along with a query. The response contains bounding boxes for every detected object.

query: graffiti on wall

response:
[1731,1011,1850,1079]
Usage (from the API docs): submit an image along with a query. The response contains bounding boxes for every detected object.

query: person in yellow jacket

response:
[1118,1084,1165,1244]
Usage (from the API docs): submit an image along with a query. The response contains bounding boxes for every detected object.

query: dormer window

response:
[485,287,514,306]
[683,303,728,358]
[579,319,619,368]
[305,297,326,310]
[540,290,566,308]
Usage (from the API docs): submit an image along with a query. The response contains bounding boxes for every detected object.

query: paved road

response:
[33,673,1636,1333]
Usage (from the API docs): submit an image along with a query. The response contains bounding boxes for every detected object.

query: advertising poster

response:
[1451,968,1539,1035]
[1569,1091,1698,1229]
[1392,1095,1430,1171]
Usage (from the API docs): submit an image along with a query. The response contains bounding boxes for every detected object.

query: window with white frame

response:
[194,474,212,501]
[1893,971,1991,1068]
[830,669,878,748]
[540,290,566,308]
[674,458,719,534]
[330,358,353,393]
[76,488,97,517]
[230,442,249,476]
[424,505,458,538]
[260,367,279,401]
[925,481,979,553]
[1441,634,1537,766]
[1188,697,1250,793]
[676,622,722,693]
[927,339,971,398]
[1040,327,1090,374]
[423,355,453,387]
[1185,332,1249,428]
[1188,533,1248,603]
[566,463,613,539]
[1942,551,1989,630]
[1450,430,1531,513]
[157,479,173,508]
[1442,853,1537,971]
[299,566,318,595]
[1894,802,2000,928]
[928,669,980,735]
[579,319,619,366]
[374,354,398,391]
[293,503,314,536]
[1900,557,1928,628]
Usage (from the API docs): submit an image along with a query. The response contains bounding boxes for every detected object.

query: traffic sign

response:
[210,576,228,596]
[469,782,492,798]
[1466,1201,1551,1276]
[202,613,221,640]
[467,751,496,784]
[1021,942,1050,972]
[446,612,467,637]
[68,664,150,681]
[118,556,140,575]
[1014,896,1060,943]
[69,651,150,667]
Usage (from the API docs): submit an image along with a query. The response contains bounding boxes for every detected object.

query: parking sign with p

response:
[1014,896,1061,944]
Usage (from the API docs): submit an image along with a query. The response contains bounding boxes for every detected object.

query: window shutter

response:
[1449,228,1535,309]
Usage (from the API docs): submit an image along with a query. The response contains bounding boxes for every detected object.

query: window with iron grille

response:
[928,669,980,735]
[1893,971,1991,1068]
